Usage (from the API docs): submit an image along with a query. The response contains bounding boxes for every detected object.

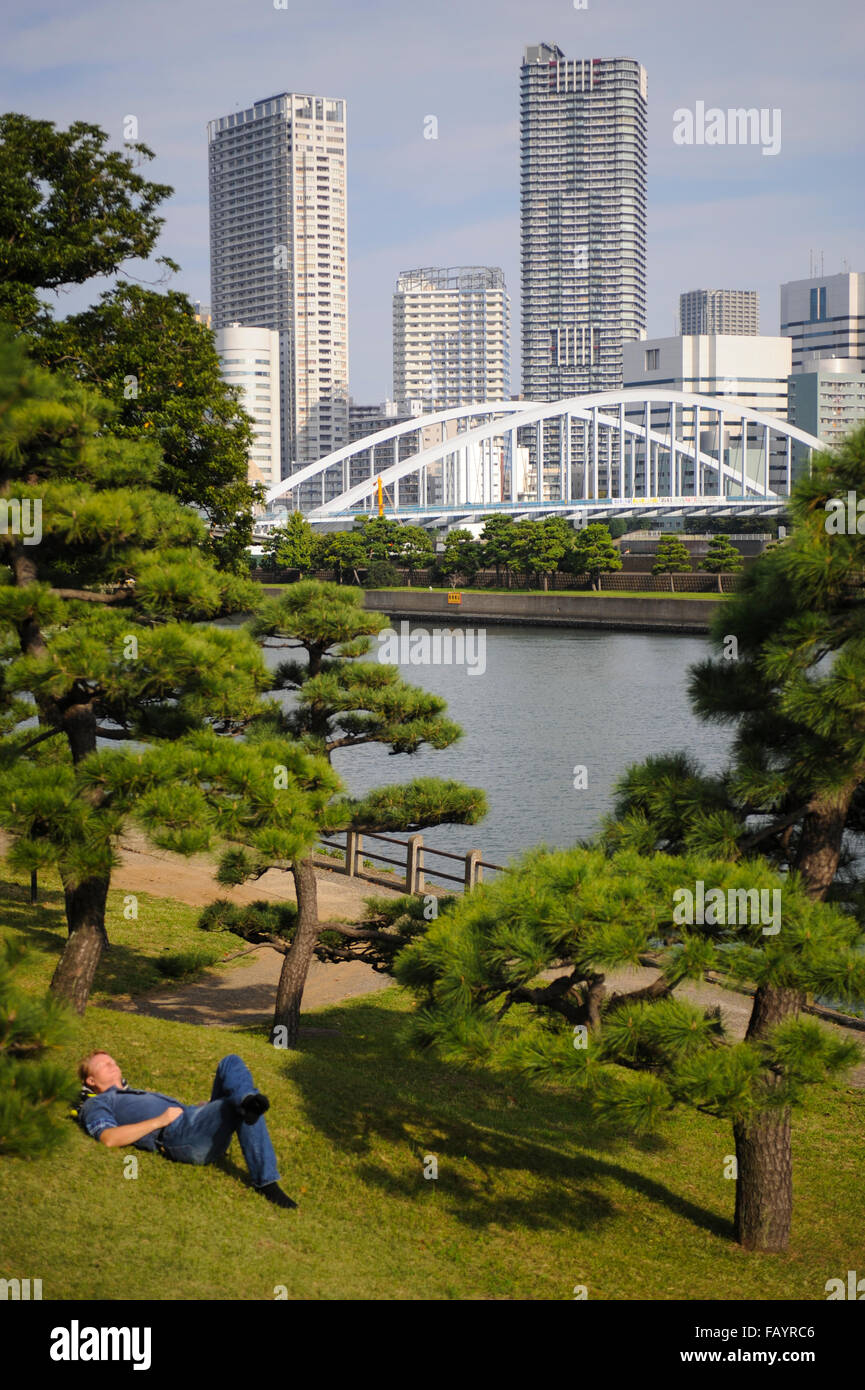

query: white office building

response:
[208,92,349,502]
[780,272,865,373]
[214,324,281,491]
[623,333,793,492]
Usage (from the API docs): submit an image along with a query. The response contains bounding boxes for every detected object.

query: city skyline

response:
[2,0,863,405]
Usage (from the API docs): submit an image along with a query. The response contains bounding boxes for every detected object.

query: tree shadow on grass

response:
[0,876,66,949]
[0,878,201,999]
[275,998,733,1241]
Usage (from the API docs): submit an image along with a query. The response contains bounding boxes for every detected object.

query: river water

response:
[261,623,731,874]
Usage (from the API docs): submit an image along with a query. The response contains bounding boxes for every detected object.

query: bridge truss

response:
[265,390,824,529]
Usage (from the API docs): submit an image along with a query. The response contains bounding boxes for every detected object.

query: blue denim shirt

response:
[78,1086,185,1151]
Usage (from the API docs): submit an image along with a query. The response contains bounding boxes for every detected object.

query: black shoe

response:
[237,1092,270,1124]
[258,1182,297,1209]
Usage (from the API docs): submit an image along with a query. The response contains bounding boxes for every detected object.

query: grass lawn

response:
[2,869,863,1301]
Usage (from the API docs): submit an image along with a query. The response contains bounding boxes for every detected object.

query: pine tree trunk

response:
[49,701,111,1013]
[795,796,851,899]
[733,1107,792,1252]
[49,879,110,1014]
[272,856,320,1047]
[733,983,803,1251]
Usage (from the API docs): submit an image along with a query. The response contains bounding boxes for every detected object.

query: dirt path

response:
[103,828,402,1025]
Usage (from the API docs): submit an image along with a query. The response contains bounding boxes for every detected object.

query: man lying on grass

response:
[75,1050,297,1209]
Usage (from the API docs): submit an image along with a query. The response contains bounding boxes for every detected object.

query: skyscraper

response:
[679,289,758,336]
[208,92,349,500]
[520,45,647,496]
[520,46,647,401]
[392,266,510,410]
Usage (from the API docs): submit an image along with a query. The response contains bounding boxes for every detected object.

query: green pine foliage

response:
[393,844,864,1132]
[652,534,692,575]
[700,534,744,573]
[0,939,75,1156]
[0,326,281,1011]
[610,427,865,901]
[266,512,316,574]
[247,580,486,830]
[700,534,744,592]
[567,523,623,589]
[209,579,486,1039]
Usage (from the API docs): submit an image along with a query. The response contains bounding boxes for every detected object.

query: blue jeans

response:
[158,1054,279,1188]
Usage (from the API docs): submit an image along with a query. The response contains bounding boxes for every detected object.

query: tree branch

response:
[51,588,129,604]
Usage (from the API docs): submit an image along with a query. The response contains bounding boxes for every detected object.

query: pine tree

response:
[266,512,316,574]
[0,939,75,1156]
[394,844,864,1252]
[609,428,865,900]
[440,529,481,584]
[228,581,486,1045]
[591,426,865,1246]
[198,891,459,975]
[0,326,276,1012]
[568,523,623,590]
[700,534,744,592]
[314,529,366,584]
[510,518,569,590]
[480,515,517,588]
[652,533,692,588]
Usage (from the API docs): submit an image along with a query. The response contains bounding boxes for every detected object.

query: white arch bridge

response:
[266,390,824,528]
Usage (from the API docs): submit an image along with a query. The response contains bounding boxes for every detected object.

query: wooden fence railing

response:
[316,829,504,895]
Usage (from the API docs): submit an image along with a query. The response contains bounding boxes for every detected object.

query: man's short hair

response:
[78,1050,108,1085]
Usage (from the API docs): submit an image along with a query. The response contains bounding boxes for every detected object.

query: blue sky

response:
[2,0,863,401]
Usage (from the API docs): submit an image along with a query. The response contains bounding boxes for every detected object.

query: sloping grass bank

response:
[1,873,863,1301]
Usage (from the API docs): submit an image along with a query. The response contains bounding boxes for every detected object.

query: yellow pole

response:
[377,475,383,517]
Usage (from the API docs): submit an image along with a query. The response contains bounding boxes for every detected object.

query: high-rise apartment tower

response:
[679,289,758,336]
[520,45,647,403]
[208,92,349,499]
[393,266,510,411]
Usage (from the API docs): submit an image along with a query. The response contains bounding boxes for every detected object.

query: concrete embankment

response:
[360,588,721,634]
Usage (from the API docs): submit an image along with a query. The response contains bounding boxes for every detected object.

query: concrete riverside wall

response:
[360,589,721,634]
